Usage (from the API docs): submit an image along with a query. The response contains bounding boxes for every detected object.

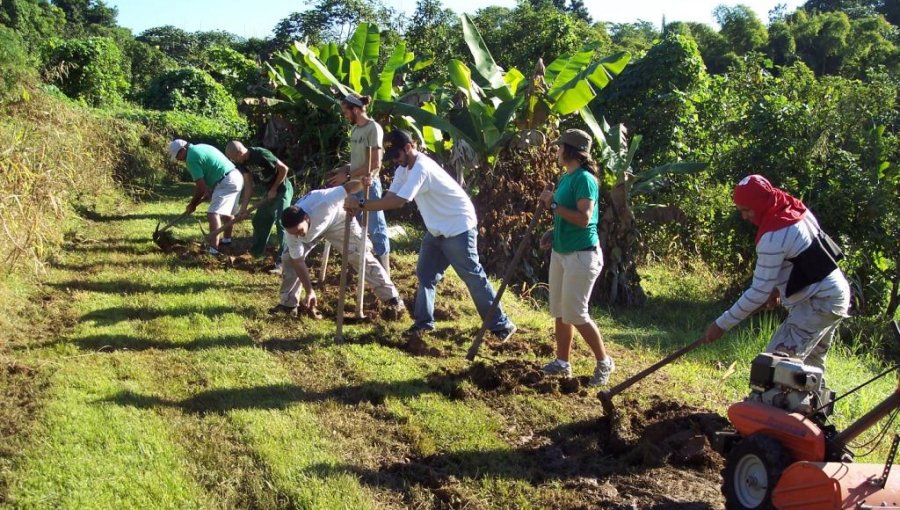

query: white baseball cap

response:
[167,139,187,161]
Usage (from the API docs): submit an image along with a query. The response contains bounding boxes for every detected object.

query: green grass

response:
[1,183,896,509]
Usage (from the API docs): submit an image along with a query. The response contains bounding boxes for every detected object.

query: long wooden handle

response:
[334,214,353,344]
[209,198,268,237]
[466,187,551,361]
[605,338,706,398]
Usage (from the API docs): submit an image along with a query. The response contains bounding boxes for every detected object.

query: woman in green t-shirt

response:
[538,129,615,387]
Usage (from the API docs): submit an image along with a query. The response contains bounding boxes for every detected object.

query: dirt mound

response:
[467,360,586,395]
[600,397,729,471]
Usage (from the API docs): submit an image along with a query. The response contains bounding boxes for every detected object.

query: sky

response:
[109,0,806,39]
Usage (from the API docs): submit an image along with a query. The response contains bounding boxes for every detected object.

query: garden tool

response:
[203,197,269,239]
[334,213,353,344]
[317,241,331,289]
[152,211,193,250]
[597,337,707,416]
[466,184,553,361]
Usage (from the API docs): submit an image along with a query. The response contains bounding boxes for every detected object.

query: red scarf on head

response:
[733,175,807,244]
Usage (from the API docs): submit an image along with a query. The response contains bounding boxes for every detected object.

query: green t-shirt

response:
[185,144,234,188]
[349,119,383,172]
[552,167,600,253]
[241,147,286,193]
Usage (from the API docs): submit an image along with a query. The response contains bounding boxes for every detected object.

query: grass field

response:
[0,183,895,509]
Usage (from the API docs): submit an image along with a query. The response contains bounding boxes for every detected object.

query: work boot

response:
[541,358,572,377]
[588,357,615,387]
[378,253,390,278]
[490,323,517,343]
[403,324,433,340]
[268,303,298,319]
[382,297,406,321]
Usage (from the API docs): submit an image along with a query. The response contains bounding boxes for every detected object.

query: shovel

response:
[466,184,553,361]
[598,337,707,416]
[152,211,193,250]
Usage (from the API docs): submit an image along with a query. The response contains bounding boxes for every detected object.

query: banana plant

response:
[584,115,707,306]
[266,22,431,112]
[381,14,631,184]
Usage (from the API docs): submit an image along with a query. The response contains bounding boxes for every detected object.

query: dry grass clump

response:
[0,91,172,276]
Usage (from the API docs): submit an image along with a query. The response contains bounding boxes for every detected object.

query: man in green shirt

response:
[225,140,294,270]
[168,139,243,255]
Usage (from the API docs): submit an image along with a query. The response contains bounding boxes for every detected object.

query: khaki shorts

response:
[549,248,603,325]
[208,170,243,216]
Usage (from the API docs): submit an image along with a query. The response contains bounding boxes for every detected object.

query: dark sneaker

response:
[382,297,406,321]
[490,323,517,343]
[268,303,298,319]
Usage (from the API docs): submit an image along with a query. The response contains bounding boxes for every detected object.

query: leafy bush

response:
[40,36,129,106]
[0,0,66,53]
[116,107,249,150]
[0,26,34,103]
[142,67,240,121]
[196,45,258,99]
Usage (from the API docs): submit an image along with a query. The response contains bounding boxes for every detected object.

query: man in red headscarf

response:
[699,175,850,388]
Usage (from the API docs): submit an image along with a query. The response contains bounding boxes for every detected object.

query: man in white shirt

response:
[344,130,516,342]
[271,180,404,319]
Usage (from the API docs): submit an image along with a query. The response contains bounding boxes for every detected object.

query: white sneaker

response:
[220,237,232,245]
[588,357,615,387]
[207,246,221,256]
[541,358,572,377]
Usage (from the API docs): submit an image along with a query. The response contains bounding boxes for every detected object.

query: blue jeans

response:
[353,178,389,256]
[414,229,513,332]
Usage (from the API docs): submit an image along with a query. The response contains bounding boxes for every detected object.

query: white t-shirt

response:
[284,186,348,259]
[388,152,477,238]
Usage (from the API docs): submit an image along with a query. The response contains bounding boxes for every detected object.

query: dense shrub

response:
[0,26,34,103]
[143,67,240,121]
[196,45,258,99]
[41,36,129,106]
[116,108,249,150]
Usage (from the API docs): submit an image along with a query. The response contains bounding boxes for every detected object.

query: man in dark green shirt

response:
[225,141,294,267]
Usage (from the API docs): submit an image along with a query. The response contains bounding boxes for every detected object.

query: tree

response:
[767,20,797,65]
[713,4,768,55]
[51,0,116,31]
[0,0,66,52]
[272,0,400,47]
[136,25,198,64]
[607,20,660,55]
[404,0,460,81]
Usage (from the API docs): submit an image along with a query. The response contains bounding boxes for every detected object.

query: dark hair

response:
[341,94,371,109]
[282,206,308,229]
[560,143,599,177]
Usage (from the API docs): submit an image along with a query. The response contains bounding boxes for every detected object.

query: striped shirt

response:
[716,212,849,330]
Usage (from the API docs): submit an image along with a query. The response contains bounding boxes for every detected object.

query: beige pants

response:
[766,281,849,374]
[548,248,604,325]
[279,210,398,307]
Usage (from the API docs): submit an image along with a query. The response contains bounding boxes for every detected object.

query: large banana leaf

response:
[347,23,380,65]
[380,100,473,146]
[460,13,514,101]
[291,41,353,97]
[375,42,414,101]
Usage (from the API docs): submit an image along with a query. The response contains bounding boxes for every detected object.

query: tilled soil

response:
[376,397,728,509]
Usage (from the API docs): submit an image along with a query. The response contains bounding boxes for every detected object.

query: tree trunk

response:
[595,181,647,307]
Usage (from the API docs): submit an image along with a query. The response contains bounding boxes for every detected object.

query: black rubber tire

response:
[722,434,792,510]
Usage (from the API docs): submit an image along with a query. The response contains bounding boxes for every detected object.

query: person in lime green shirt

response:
[537,129,615,387]
[168,139,242,255]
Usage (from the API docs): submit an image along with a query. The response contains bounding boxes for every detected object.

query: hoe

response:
[716,320,900,510]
